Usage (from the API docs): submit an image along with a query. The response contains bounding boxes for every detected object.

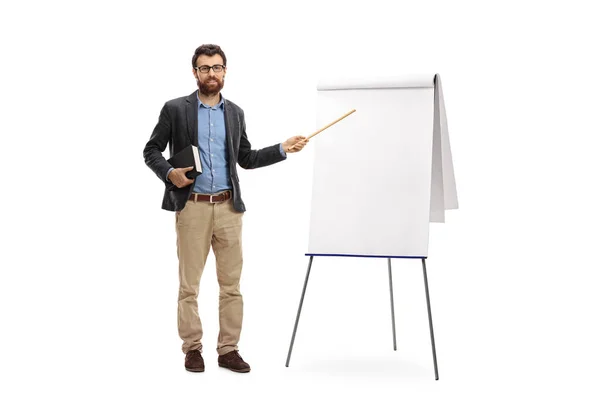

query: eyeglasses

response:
[194,64,225,74]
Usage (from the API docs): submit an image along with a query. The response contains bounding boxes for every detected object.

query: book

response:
[167,144,202,181]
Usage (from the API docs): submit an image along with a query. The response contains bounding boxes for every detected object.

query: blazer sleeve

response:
[143,102,175,186]
[237,111,287,169]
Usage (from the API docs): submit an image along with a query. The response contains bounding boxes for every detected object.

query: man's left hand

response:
[283,135,309,153]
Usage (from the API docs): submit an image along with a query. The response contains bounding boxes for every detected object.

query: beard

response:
[197,76,224,96]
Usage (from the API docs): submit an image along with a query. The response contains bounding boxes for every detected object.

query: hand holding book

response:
[166,144,202,191]
[168,166,195,189]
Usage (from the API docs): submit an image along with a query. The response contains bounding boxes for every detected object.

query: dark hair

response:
[192,44,227,67]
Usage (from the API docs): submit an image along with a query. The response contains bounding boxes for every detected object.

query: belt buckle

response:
[210,194,215,203]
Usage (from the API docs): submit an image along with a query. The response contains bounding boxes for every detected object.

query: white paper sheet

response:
[307,74,457,257]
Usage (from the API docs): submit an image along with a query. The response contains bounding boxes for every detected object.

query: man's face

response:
[193,54,226,96]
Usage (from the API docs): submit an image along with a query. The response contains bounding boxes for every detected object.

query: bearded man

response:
[143,44,308,373]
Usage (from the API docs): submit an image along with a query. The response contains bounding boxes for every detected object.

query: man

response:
[143,44,308,373]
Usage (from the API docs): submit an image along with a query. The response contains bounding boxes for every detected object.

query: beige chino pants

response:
[175,193,243,355]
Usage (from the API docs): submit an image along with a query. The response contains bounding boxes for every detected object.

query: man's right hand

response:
[168,166,195,188]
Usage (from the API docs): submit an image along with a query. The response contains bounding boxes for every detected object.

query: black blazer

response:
[143,91,286,212]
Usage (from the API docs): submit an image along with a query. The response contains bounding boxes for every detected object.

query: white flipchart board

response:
[307,74,458,258]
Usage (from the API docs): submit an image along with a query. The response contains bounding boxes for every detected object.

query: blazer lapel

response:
[185,91,198,146]
[224,99,236,162]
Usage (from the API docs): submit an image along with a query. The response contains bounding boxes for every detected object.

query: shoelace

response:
[228,350,244,362]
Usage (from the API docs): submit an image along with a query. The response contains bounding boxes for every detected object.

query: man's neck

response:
[198,92,221,107]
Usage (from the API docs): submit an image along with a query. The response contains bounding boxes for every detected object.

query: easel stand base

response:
[285,255,439,381]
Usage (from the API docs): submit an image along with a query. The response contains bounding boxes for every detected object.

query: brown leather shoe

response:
[185,349,205,372]
[218,350,251,373]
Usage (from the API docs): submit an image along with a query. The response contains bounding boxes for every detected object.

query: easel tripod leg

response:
[388,258,397,351]
[286,256,314,367]
[422,258,439,380]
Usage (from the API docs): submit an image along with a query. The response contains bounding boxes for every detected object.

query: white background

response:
[1,0,599,399]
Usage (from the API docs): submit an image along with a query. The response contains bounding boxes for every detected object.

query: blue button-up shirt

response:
[193,94,232,194]
[166,93,286,194]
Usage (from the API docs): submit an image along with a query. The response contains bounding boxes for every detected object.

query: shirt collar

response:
[197,91,225,110]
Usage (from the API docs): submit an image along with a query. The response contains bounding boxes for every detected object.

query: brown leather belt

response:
[188,190,232,203]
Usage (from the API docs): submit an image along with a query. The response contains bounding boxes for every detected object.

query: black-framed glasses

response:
[194,64,225,74]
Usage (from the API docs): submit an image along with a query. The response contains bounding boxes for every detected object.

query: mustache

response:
[195,76,220,83]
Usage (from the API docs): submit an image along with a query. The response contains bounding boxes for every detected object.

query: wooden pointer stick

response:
[288,109,356,151]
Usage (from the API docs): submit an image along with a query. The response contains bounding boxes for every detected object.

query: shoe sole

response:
[218,363,250,373]
[185,367,205,372]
